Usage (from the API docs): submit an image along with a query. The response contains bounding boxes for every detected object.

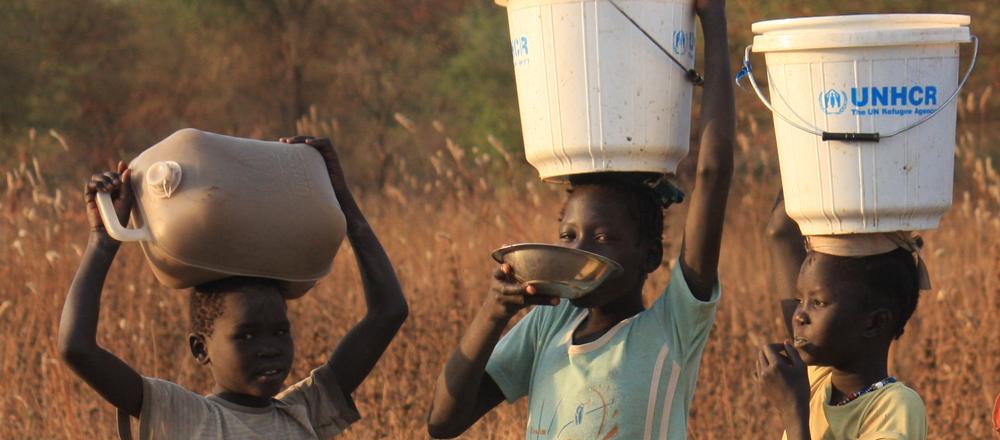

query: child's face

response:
[791,252,871,367]
[558,186,657,308]
[203,286,294,399]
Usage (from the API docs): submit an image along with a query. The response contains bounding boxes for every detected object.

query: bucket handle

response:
[96,191,151,242]
[735,35,979,142]
[607,0,703,86]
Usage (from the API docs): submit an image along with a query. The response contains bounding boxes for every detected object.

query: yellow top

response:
[782,366,927,440]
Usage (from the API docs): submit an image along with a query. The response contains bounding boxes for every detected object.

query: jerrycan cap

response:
[146,161,182,198]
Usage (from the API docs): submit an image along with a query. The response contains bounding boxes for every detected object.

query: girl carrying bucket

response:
[427,0,735,438]
[742,13,977,440]
[758,193,927,440]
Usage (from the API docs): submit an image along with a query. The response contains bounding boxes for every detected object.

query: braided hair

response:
[188,277,282,336]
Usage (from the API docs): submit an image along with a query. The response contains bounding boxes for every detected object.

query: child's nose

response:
[793,309,809,325]
[257,344,282,358]
[569,237,597,254]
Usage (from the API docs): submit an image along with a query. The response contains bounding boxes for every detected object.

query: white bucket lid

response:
[752,14,971,52]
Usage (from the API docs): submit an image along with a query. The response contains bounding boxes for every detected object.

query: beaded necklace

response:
[833,376,897,406]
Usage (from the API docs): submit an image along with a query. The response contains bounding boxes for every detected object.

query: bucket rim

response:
[751,14,971,52]
[497,0,691,8]
[752,28,971,52]
[752,13,969,34]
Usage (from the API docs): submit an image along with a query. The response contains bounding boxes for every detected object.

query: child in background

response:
[993,392,999,437]
[426,0,734,437]
[58,136,408,439]
[756,191,927,440]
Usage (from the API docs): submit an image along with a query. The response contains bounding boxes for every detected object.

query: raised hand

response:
[694,0,724,17]
[756,341,811,439]
[279,136,348,192]
[84,161,133,241]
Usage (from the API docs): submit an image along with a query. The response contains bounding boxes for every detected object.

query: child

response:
[756,192,927,440]
[993,392,999,437]
[993,394,1000,434]
[58,136,408,439]
[426,0,734,437]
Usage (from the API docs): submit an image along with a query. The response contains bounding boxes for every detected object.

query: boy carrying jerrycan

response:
[428,0,735,438]
[58,132,408,439]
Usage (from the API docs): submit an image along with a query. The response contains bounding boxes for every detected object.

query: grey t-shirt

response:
[138,365,360,439]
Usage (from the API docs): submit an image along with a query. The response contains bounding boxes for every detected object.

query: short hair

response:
[561,174,666,247]
[815,247,921,339]
[188,277,281,336]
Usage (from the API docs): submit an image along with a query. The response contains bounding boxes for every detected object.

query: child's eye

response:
[236,333,253,341]
[812,299,827,307]
[559,232,575,242]
[595,234,610,243]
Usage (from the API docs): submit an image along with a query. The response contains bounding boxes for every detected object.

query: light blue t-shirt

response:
[485,260,720,440]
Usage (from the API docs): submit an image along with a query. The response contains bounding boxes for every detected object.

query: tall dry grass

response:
[1,90,998,439]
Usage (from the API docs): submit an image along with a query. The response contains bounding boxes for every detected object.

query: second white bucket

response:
[743,14,976,235]
[498,0,696,181]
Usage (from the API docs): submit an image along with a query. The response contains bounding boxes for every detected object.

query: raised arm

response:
[679,0,735,301]
[58,162,144,417]
[765,190,806,338]
[280,136,409,396]
[427,265,557,438]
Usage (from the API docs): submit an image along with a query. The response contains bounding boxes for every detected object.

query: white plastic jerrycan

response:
[96,128,347,298]
[498,0,699,181]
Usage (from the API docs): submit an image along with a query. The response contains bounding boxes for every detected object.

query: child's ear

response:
[642,239,663,273]
[189,333,210,365]
[862,308,894,339]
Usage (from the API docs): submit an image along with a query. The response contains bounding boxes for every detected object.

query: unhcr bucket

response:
[497,0,701,181]
[739,14,977,235]
[96,128,347,298]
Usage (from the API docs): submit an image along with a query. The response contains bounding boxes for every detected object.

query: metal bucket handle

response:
[735,35,979,142]
[607,0,704,86]
[498,0,704,85]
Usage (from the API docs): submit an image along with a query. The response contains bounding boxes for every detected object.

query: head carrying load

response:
[95,128,347,298]
[805,232,932,291]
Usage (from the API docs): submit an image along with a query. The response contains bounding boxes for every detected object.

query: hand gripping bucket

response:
[737,14,978,235]
[96,129,347,298]
[497,0,702,181]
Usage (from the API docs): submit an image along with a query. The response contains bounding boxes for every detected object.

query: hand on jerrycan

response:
[694,0,725,16]
[84,161,134,244]
[278,136,348,193]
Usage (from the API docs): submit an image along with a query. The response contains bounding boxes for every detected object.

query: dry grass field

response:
[0,92,998,439]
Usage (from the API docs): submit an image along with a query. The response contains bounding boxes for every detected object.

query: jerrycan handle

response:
[96,191,151,242]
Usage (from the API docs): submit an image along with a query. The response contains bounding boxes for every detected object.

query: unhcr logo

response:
[850,86,938,107]
[511,35,529,67]
[672,31,695,57]
[819,89,847,115]
[818,85,940,116]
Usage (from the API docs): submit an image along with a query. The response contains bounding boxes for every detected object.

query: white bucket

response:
[497,0,697,181]
[741,14,977,235]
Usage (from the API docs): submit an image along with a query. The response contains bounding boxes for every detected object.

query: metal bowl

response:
[490,243,623,300]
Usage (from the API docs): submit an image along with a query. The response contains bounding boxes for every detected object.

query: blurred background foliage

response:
[0,0,996,186]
